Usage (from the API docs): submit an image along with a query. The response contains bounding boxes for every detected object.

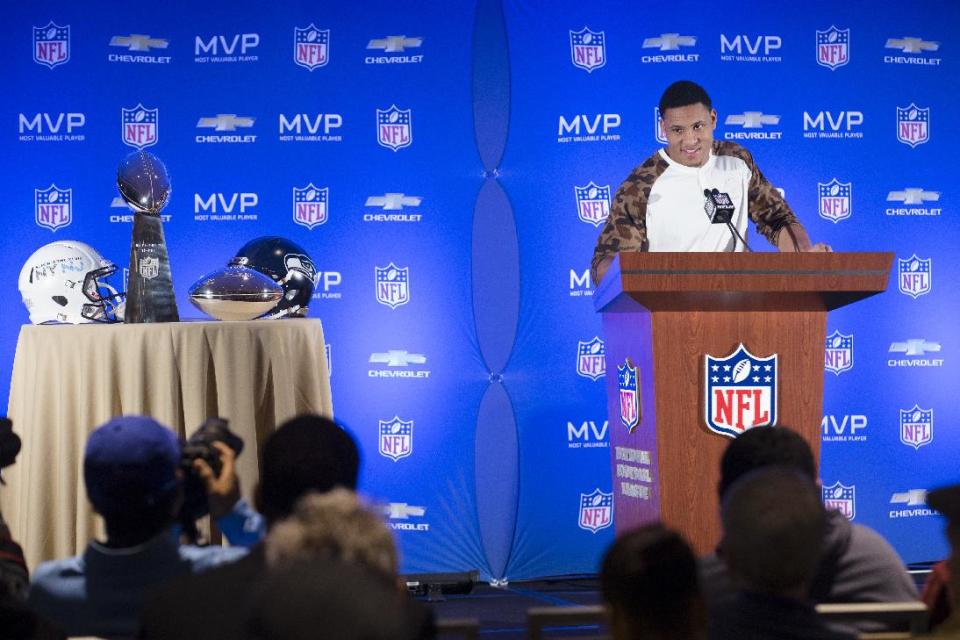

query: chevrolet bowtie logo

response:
[887,188,940,205]
[890,490,927,506]
[365,194,423,210]
[885,37,940,53]
[196,115,255,131]
[111,197,131,209]
[385,503,426,519]
[109,34,169,52]
[889,339,941,356]
[642,33,696,51]
[367,35,423,53]
[725,112,781,128]
[369,350,427,367]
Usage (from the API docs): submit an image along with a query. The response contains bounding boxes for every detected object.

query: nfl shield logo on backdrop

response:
[654,107,668,144]
[375,263,409,309]
[816,26,849,70]
[34,22,70,68]
[575,182,611,227]
[897,104,930,147]
[899,405,933,450]
[577,337,606,380]
[578,489,613,533]
[292,184,329,229]
[704,344,777,439]
[898,255,932,298]
[818,179,852,223]
[34,184,72,231]
[824,330,853,375]
[294,25,329,70]
[121,104,158,150]
[822,482,856,520]
[379,416,413,461]
[569,27,606,72]
[377,105,412,151]
[618,360,640,432]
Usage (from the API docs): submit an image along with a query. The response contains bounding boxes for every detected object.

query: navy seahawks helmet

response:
[229,236,319,318]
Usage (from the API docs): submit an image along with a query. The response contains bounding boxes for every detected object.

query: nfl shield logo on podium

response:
[704,344,777,438]
[617,359,640,432]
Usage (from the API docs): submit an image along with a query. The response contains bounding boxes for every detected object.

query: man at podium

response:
[591,81,831,284]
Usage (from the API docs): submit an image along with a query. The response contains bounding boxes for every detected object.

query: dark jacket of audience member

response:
[926,484,960,638]
[708,468,855,640]
[601,523,706,640]
[245,557,428,640]
[1,517,65,640]
[27,416,246,638]
[140,414,408,640]
[699,426,917,631]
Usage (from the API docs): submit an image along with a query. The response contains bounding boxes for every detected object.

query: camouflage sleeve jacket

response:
[590,141,800,283]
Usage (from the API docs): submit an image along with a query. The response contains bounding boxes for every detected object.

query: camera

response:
[178,417,244,543]
[0,418,22,485]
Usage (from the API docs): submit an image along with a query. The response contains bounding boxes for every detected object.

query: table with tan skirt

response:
[0,318,333,571]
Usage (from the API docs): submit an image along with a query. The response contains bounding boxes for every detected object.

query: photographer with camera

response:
[27,415,255,638]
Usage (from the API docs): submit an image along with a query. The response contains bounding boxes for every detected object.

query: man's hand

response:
[777,223,831,253]
[193,441,241,520]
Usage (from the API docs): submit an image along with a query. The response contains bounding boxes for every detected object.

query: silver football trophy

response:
[118,151,179,323]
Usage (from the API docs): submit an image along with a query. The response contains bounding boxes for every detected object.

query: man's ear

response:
[710,108,718,129]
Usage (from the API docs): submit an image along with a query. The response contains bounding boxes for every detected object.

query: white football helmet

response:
[18,241,125,324]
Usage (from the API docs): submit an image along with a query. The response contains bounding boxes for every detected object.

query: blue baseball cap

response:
[83,415,181,516]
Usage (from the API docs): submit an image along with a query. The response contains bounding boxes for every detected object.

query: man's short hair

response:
[718,426,816,498]
[659,80,712,116]
[721,468,826,594]
[259,414,359,524]
[601,523,704,637]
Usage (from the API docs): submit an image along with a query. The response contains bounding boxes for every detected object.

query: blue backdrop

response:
[2,0,957,580]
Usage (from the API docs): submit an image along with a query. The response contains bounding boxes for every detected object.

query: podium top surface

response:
[594,252,893,313]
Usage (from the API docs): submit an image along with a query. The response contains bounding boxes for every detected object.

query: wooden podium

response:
[593,252,892,555]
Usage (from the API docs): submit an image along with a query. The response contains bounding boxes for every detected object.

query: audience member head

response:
[927,484,960,600]
[601,523,705,640]
[721,468,826,599]
[265,489,397,583]
[83,415,181,544]
[245,557,428,640]
[718,426,816,498]
[257,414,359,527]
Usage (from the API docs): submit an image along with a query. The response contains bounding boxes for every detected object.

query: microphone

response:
[703,189,751,251]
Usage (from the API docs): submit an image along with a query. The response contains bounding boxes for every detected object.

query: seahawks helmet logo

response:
[284,253,319,285]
